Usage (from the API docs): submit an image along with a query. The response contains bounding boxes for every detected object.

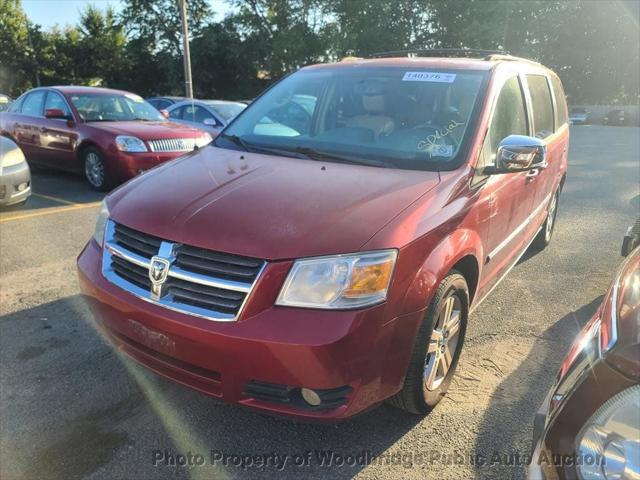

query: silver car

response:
[0,136,31,207]
[166,100,246,136]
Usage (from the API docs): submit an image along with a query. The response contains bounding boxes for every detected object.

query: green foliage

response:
[0,0,637,104]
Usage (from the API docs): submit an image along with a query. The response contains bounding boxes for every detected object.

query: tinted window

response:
[21,91,46,116]
[476,76,528,175]
[550,75,568,128]
[527,75,554,138]
[169,106,183,119]
[44,92,71,117]
[182,105,214,124]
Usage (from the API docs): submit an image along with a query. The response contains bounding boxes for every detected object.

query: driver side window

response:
[476,76,528,175]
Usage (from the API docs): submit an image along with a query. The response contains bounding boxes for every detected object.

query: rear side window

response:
[21,91,46,117]
[526,75,554,138]
[550,75,568,129]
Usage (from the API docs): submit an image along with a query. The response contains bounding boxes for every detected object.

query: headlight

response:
[92,200,110,247]
[195,133,212,148]
[576,385,640,480]
[0,145,26,168]
[276,250,397,309]
[115,135,147,152]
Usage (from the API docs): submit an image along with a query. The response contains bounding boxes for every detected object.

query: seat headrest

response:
[362,95,385,114]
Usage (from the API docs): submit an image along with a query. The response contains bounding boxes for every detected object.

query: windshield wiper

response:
[293,147,391,168]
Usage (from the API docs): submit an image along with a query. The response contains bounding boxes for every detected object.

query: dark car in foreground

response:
[166,99,246,136]
[0,87,211,190]
[78,51,569,421]
[602,109,627,126]
[529,221,640,480]
[0,136,31,207]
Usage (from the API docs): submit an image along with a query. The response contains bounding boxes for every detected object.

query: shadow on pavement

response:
[472,296,603,479]
[1,296,423,480]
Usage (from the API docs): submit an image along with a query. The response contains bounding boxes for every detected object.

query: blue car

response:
[166,100,246,136]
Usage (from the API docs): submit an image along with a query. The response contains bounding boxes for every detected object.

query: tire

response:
[388,271,469,414]
[82,146,111,191]
[531,188,559,251]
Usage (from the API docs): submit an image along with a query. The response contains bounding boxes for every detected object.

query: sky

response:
[22,0,230,29]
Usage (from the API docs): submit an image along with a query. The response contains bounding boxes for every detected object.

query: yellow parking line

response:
[32,192,77,205]
[0,202,101,223]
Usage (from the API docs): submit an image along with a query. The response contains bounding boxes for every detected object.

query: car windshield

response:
[206,102,246,121]
[69,93,164,122]
[216,67,486,170]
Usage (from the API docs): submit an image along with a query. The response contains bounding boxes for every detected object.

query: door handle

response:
[526,169,541,178]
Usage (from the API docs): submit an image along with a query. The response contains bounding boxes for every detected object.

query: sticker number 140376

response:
[402,72,457,83]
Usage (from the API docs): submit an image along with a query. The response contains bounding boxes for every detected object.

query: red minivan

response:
[77,52,569,420]
[0,87,212,190]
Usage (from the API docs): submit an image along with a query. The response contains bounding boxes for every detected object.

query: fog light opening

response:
[301,388,322,407]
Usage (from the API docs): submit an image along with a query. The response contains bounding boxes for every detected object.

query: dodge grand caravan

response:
[77,51,569,420]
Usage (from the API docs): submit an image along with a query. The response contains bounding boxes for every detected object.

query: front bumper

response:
[0,161,31,206]
[108,149,191,183]
[77,240,424,421]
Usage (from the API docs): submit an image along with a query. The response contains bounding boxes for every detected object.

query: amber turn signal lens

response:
[343,259,394,298]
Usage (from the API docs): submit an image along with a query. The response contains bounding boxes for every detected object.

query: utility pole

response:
[179,0,193,98]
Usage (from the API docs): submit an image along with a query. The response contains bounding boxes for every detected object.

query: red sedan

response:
[0,86,212,190]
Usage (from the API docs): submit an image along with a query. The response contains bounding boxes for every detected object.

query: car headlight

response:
[115,135,148,152]
[92,200,110,247]
[0,145,26,168]
[276,250,397,309]
[576,385,640,480]
[195,133,212,148]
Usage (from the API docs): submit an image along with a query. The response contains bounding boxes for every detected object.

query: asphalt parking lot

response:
[1,125,639,480]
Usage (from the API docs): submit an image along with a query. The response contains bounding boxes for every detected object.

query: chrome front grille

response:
[102,221,265,321]
[147,138,197,153]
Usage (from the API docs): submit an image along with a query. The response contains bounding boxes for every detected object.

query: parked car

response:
[146,96,187,111]
[0,93,11,112]
[78,52,569,421]
[602,109,627,126]
[529,221,639,480]
[0,136,31,207]
[166,100,246,136]
[569,107,589,125]
[0,87,212,190]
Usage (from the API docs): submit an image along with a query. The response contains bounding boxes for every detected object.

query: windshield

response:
[206,102,246,121]
[216,67,487,170]
[69,93,164,122]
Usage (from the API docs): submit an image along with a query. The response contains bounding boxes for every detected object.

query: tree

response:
[0,0,32,95]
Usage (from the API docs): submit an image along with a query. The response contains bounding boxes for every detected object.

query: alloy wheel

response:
[85,152,104,188]
[423,294,462,392]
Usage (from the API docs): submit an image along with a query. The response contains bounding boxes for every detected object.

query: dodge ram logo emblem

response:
[149,256,170,299]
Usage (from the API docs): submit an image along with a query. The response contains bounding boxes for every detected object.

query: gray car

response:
[166,100,246,136]
[0,136,31,207]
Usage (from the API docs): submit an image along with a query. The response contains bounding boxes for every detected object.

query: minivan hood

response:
[108,146,440,260]
[86,120,205,139]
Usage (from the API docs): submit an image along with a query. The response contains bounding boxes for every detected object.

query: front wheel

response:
[83,147,111,191]
[531,188,559,251]
[388,271,469,414]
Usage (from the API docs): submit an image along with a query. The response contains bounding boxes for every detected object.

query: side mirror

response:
[202,118,216,126]
[621,222,639,257]
[45,108,70,120]
[486,135,547,174]
[160,109,169,119]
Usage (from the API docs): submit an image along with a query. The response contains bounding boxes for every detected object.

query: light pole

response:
[179,0,194,98]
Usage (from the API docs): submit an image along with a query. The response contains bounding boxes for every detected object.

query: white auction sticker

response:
[402,72,456,83]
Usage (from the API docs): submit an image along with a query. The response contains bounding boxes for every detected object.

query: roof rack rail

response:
[370,48,508,59]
